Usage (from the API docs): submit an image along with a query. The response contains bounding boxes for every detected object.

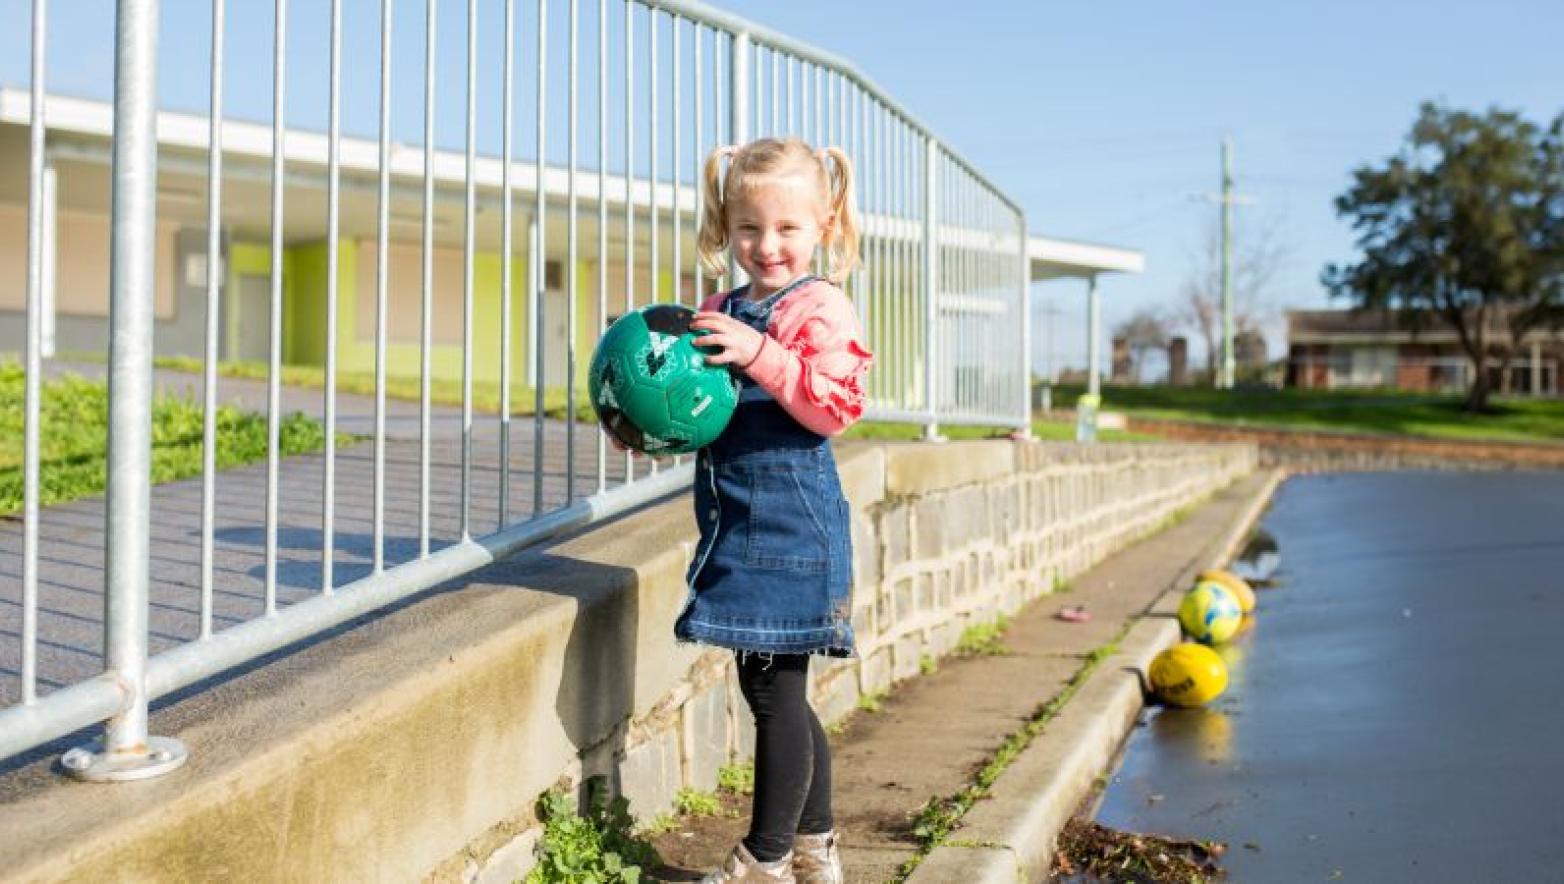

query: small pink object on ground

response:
[1055,605,1092,623]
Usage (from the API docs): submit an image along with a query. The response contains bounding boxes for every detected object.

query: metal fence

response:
[2,0,1028,776]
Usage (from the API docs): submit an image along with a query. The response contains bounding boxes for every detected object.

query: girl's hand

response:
[690,311,766,370]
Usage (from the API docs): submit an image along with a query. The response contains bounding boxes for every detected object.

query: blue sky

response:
[4,0,1562,371]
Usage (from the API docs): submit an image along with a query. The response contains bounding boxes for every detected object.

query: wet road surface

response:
[1095,471,1564,882]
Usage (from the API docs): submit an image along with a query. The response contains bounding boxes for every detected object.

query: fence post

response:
[922,135,939,439]
[1018,210,1032,436]
[61,0,188,782]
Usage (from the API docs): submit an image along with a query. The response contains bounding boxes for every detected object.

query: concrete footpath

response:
[650,468,1282,883]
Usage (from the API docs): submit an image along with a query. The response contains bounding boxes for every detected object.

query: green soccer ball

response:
[589,304,739,455]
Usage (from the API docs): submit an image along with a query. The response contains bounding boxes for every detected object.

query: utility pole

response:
[1220,135,1235,389]
[1198,136,1251,389]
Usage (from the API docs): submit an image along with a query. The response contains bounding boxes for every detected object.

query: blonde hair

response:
[697,137,860,284]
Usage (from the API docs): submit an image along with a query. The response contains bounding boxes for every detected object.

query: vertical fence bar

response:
[596,0,607,493]
[923,135,937,436]
[567,0,579,501]
[265,0,286,601]
[419,0,436,556]
[322,0,342,593]
[648,12,658,306]
[532,0,548,512]
[500,0,516,526]
[902,121,913,413]
[877,106,887,408]
[729,30,748,282]
[198,0,224,639]
[1018,207,1030,431]
[813,63,822,146]
[373,0,392,569]
[622,0,634,483]
[785,55,795,135]
[61,0,189,782]
[671,15,681,307]
[647,8,659,474]
[463,0,478,535]
[951,165,962,415]
[692,24,703,302]
[715,28,724,144]
[763,44,775,133]
[21,0,47,701]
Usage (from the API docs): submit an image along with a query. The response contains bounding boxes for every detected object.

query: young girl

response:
[678,137,871,883]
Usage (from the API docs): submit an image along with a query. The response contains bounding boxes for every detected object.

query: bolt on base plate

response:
[61,736,188,782]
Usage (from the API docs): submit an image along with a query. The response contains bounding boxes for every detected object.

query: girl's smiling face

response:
[727,171,833,298]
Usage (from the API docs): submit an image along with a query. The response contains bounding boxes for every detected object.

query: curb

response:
[909,468,1285,883]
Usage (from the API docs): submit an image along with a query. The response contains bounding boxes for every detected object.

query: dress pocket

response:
[743,461,830,573]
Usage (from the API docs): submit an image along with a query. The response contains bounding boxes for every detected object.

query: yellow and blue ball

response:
[1197,569,1256,614]
[1178,582,1243,645]
[1149,643,1230,707]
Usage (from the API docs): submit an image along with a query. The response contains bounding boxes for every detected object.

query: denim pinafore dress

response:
[674,276,856,658]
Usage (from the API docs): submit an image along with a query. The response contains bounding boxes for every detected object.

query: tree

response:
[1179,212,1288,384]
[1113,308,1172,384]
[1323,103,1564,411]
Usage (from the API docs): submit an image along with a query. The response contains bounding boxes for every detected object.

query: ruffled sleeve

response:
[742,286,874,437]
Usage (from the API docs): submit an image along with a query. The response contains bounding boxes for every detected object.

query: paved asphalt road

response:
[1096,471,1564,883]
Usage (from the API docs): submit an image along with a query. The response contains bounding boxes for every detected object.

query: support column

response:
[1077,273,1100,443]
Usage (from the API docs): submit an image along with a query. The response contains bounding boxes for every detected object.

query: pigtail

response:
[821,146,860,283]
[697,146,736,278]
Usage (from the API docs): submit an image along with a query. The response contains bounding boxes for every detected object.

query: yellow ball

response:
[1178,583,1243,645]
[1149,643,1230,707]
[1198,569,1256,614]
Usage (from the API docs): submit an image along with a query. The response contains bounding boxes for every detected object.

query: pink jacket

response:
[700,279,874,438]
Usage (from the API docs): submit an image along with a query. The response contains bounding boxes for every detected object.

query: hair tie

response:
[815,148,830,164]
[717,144,741,161]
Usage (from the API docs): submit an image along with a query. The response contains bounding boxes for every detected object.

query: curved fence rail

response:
[1,0,1028,774]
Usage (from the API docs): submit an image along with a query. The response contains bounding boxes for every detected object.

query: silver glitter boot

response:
[791,830,843,884]
[699,842,797,883]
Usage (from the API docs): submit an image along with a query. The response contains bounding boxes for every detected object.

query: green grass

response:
[526,778,658,884]
[856,688,889,714]
[0,362,339,516]
[954,613,1012,657]
[896,639,1122,881]
[154,356,598,422]
[842,419,1156,443]
[716,762,755,796]
[671,787,725,818]
[158,358,1169,442]
[1040,382,1564,444]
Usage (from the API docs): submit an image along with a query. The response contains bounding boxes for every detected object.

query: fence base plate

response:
[61,736,189,782]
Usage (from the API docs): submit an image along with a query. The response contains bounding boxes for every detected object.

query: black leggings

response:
[735,651,834,862]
